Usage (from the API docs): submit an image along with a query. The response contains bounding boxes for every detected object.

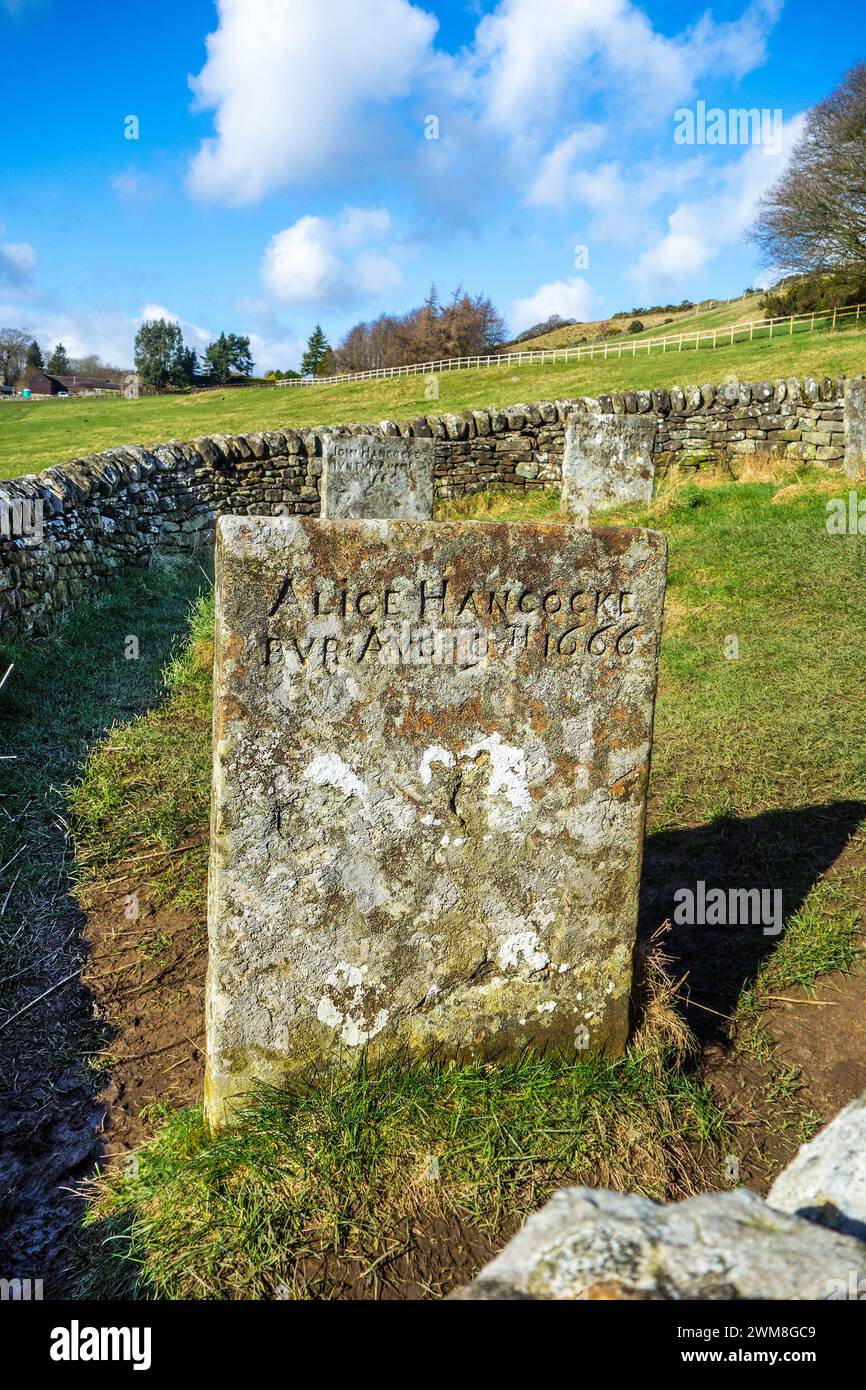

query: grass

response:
[0,562,209,1040]
[1,326,864,481]
[62,461,865,1297]
[77,1043,723,1300]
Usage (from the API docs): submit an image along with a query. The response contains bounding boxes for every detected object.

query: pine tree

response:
[301,324,330,376]
[46,342,71,375]
[203,333,253,384]
[25,340,44,372]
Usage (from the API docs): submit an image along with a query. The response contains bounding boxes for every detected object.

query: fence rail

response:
[276,301,866,391]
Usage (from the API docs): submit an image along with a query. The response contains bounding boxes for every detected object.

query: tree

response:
[751,62,866,274]
[0,328,31,385]
[203,332,254,384]
[301,324,330,377]
[46,342,71,375]
[134,319,183,390]
[25,340,43,371]
[172,344,198,387]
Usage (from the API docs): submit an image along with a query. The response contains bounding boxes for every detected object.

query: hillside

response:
[510,291,766,351]
[1,317,864,481]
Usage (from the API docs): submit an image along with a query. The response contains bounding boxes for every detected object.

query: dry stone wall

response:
[0,373,856,641]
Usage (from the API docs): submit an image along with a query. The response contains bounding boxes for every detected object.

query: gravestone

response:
[562,413,657,519]
[321,435,434,519]
[205,515,667,1125]
[844,376,866,480]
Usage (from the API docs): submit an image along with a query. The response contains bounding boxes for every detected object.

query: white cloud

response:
[187,0,438,203]
[0,302,139,367]
[473,0,782,141]
[510,277,596,334]
[629,113,806,294]
[140,303,212,351]
[261,207,402,307]
[247,330,306,375]
[0,241,36,284]
[111,171,155,203]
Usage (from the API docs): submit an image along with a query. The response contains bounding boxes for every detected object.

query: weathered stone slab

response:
[320,435,434,518]
[844,376,866,480]
[562,413,656,518]
[205,516,666,1124]
[451,1186,866,1300]
[768,1090,866,1241]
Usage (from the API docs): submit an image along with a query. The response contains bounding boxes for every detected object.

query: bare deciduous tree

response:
[0,328,31,386]
[331,287,507,373]
[751,62,866,274]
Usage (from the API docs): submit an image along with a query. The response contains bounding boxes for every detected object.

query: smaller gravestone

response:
[321,435,434,519]
[562,414,656,519]
[844,377,866,480]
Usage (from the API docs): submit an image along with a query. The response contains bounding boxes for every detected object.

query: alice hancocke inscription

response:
[205,516,667,1124]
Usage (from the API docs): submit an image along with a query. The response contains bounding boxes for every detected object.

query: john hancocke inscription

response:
[320,435,434,519]
[205,516,667,1125]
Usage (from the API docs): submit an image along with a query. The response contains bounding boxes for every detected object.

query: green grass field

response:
[1,326,864,482]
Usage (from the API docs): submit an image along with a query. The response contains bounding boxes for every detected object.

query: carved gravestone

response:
[844,377,866,480]
[321,435,434,519]
[205,515,667,1124]
[562,414,657,519]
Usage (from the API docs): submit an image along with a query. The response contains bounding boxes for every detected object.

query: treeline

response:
[761,269,866,319]
[133,320,254,390]
[302,287,507,377]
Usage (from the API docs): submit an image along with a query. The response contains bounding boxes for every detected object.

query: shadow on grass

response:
[638,800,866,1041]
[0,558,210,1293]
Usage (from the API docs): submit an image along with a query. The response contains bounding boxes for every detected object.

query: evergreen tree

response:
[46,342,71,375]
[172,344,198,386]
[203,333,254,384]
[25,340,44,372]
[301,324,330,376]
[134,320,183,389]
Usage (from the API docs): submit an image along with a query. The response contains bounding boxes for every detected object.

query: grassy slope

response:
[1,328,865,481]
[513,291,766,350]
[68,466,864,1298]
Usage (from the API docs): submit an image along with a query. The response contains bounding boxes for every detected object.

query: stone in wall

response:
[320,435,434,518]
[844,376,866,480]
[204,515,667,1125]
[561,413,656,519]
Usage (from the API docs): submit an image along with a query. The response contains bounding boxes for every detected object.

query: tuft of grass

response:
[77,1044,727,1301]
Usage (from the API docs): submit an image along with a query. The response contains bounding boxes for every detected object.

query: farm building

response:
[28,373,122,397]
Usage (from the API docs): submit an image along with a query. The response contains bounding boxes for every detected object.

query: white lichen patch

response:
[316,962,389,1047]
[497,929,551,974]
[303,752,367,801]
[419,745,455,784]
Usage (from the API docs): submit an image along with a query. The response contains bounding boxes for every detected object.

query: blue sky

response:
[0,0,863,372]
